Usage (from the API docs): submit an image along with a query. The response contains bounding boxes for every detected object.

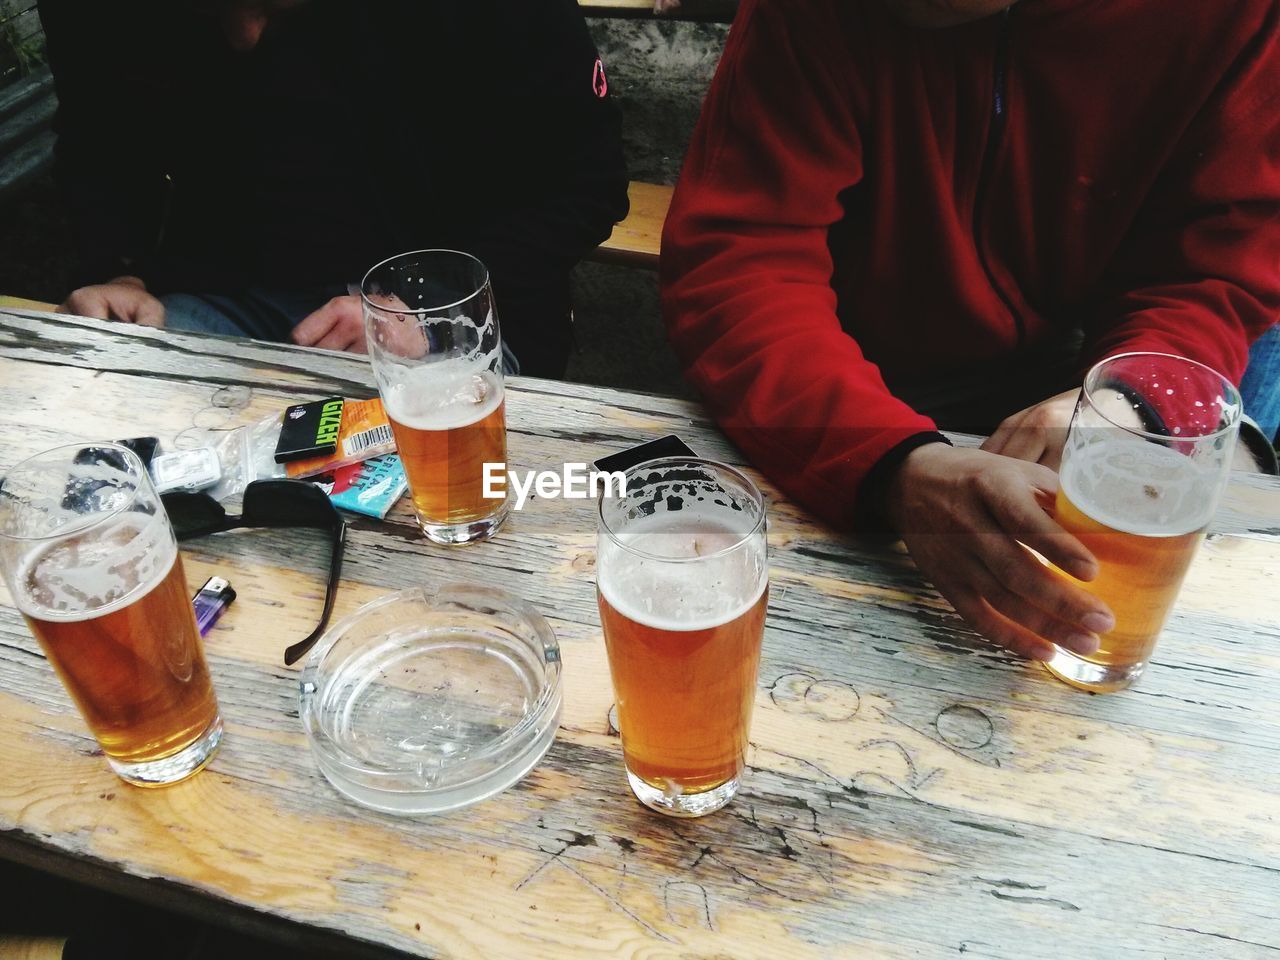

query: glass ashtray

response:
[299,584,562,815]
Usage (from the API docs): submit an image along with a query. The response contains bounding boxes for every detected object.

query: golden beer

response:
[1046,436,1217,691]
[1044,354,1240,691]
[385,371,507,528]
[597,463,769,817]
[599,573,767,796]
[12,512,221,782]
[362,250,509,545]
[1051,485,1204,683]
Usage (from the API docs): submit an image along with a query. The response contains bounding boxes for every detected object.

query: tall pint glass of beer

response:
[362,250,507,545]
[1046,353,1241,692]
[0,444,223,785]
[597,458,768,817]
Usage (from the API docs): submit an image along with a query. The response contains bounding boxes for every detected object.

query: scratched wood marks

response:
[0,311,1277,959]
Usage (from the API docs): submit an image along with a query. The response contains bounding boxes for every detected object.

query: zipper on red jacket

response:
[973,7,1026,349]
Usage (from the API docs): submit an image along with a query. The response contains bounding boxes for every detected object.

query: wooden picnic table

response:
[0,310,1276,959]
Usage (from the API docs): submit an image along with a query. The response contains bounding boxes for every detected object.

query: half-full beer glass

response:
[0,444,223,785]
[1046,353,1241,692]
[597,458,768,817]
[362,250,508,545]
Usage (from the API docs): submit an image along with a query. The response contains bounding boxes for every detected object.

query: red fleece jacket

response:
[660,0,1280,530]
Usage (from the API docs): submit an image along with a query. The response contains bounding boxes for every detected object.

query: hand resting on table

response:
[60,276,164,328]
[291,294,368,354]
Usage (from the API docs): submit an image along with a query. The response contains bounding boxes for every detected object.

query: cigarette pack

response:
[274,397,344,463]
[284,397,397,478]
[313,455,408,519]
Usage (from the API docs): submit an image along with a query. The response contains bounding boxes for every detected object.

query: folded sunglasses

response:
[161,479,346,666]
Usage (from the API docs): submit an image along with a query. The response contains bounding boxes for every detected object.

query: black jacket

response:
[39,0,629,375]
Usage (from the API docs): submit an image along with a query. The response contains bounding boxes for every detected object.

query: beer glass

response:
[362,250,508,545]
[0,444,223,785]
[1046,353,1241,692]
[597,458,768,817]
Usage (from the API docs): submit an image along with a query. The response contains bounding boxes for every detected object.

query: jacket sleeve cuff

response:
[853,431,952,535]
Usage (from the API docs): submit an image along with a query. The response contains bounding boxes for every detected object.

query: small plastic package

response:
[205,397,401,512]
[207,414,286,501]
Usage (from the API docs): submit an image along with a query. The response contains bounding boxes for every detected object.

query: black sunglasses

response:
[162,479,346,666]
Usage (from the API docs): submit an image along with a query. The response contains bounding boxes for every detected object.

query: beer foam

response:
[382,368,503,431]
[13,512,176,622]
[1061,438,1217,538]
[598,513,767,632]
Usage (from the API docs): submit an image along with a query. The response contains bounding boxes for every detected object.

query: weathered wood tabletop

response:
[0,311,1276,959]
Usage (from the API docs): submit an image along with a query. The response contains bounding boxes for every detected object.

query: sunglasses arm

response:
[283,520,347,666]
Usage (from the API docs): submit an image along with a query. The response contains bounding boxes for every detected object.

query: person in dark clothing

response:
[40,0,629,378]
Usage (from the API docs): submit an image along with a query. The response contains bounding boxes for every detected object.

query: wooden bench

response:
[590,180,672,270]
[577,1,733,268]
[0,295,55,311]
[0,937,65,959]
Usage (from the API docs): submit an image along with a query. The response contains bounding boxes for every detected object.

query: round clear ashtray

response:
[299,583,562,815]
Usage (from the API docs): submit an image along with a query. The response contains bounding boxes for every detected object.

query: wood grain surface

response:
[0,311,1276,959]
[591,182,673,270]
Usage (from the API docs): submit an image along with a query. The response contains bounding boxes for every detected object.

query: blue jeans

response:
[1240,323,1280,445]
[160,286,346,342]
[162,286,522,374]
